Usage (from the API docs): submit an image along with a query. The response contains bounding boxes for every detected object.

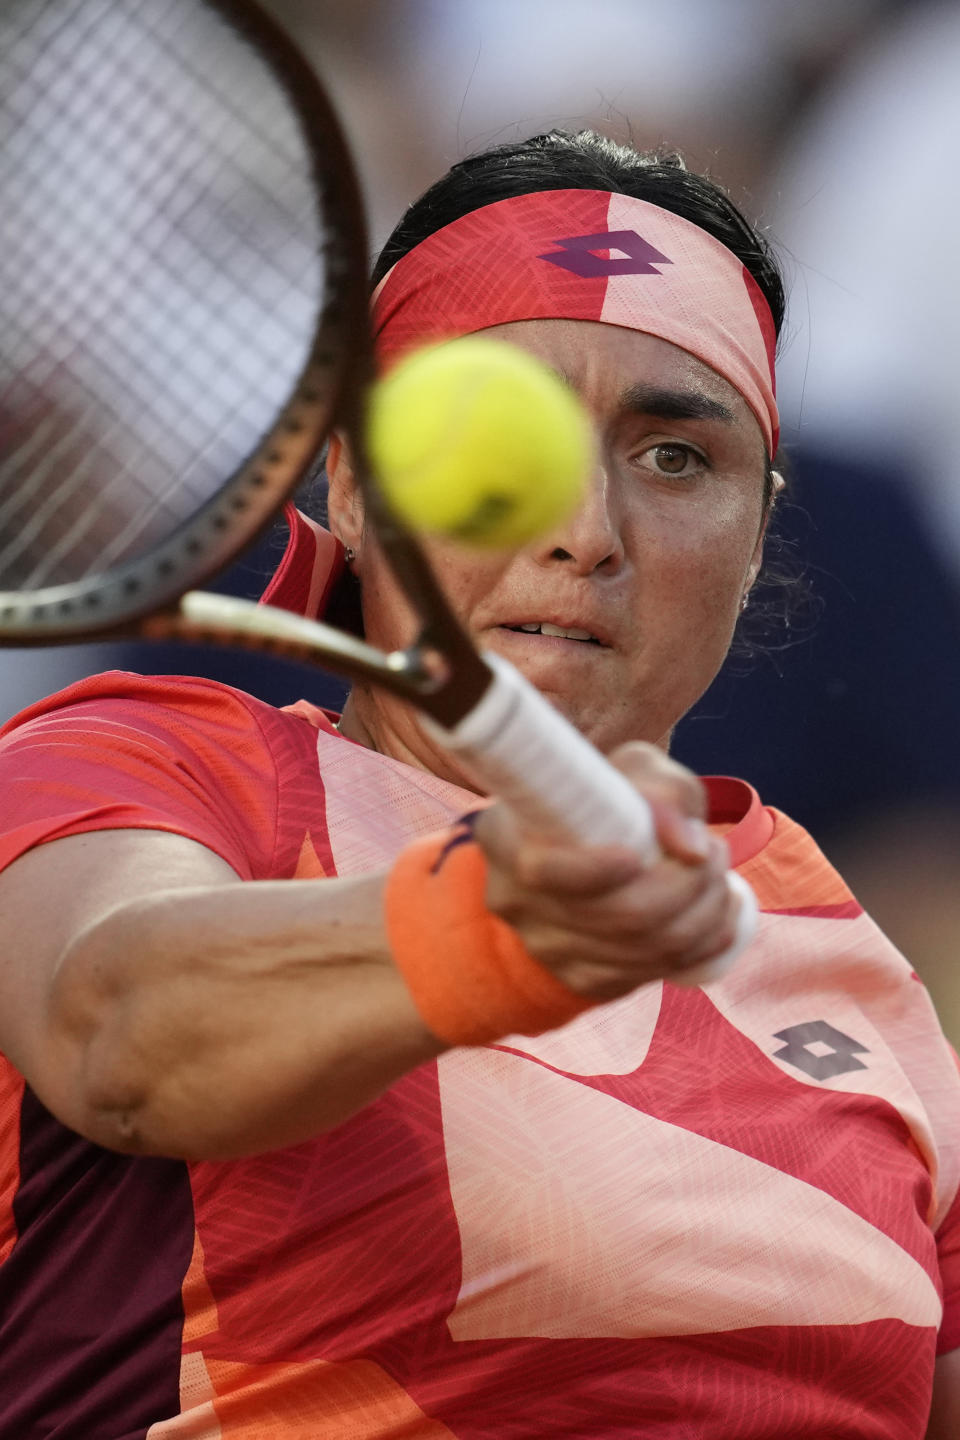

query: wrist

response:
[384,821,593,1046]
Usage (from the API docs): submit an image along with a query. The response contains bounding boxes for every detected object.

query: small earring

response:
[739,592,750,614]
[344,545,356,563]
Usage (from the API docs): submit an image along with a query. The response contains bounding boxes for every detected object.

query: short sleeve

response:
[0,672,282,880]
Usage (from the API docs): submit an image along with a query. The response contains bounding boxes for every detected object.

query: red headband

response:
[373,189,779,456]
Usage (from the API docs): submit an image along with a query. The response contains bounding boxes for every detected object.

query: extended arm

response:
[0,827,442,1159]
[0,741,736,1161]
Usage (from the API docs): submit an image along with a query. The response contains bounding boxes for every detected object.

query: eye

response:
[637,441,706,478]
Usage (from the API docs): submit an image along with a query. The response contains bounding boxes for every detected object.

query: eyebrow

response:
[618,383,735,425]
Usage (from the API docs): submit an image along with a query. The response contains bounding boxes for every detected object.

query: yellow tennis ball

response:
[365,336,592,548]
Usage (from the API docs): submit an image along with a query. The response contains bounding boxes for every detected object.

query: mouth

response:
[497,621,607,646]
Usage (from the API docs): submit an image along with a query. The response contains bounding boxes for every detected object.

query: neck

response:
[337,686,487,793]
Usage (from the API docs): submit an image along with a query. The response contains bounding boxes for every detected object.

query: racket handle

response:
[429,652,756,980]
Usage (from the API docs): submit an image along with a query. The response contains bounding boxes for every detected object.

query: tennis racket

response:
[0,0,756,971]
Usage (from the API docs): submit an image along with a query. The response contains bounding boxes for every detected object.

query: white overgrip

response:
[428,652,756,979]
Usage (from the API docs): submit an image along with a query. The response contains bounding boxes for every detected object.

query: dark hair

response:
[373,129,785,339]
[320,130,799,648]
[372,129,784,510]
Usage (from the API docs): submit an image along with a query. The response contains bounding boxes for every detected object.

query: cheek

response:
[358,536,509,650]
[633,495,760,631]
[420,537,514,622]
[357,553,419,651]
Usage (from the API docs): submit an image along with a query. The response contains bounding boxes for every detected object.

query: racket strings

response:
[6,3,319,387]
[0,0,329,591]
[0,417,144,589]
[0,392,192,589]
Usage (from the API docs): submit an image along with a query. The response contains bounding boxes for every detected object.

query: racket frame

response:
[0,0,491,726]
[0,0,366,637]
[0,0,758,973]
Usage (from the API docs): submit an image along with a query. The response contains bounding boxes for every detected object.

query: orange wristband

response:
[384,824,593,1047]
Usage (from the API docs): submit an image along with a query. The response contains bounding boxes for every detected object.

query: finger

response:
[663,875,745,980]
[649,799,713,864]
[472,802,521,869]
[525,865,741,999]
[608,741,707,821]
[507,839,724,940]
[474,805,644,896]
[579,857,736,972]
[497,841,643,901]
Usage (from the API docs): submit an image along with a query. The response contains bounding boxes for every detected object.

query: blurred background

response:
[5,0,960,1033]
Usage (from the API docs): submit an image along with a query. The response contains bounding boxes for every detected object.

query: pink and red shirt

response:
[0,672,958,1438]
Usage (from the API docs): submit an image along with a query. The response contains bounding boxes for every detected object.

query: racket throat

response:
[162,592,491,721]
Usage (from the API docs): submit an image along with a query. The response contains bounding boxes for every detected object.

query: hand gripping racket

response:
[0,0,756,975]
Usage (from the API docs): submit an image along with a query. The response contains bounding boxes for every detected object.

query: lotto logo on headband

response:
[538,229,673,278]
[372,190,779,454]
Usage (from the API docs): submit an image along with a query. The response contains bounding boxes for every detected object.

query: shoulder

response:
[0,670,334,773]
[717,790,960,1229]
[705,776,860,916]
[0,673,332,881]
[3,669,287,739]
[741,807,861,917]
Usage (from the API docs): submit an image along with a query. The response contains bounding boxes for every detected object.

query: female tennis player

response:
[0,131,957,1439]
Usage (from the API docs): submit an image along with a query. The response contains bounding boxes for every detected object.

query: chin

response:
[532,689,615,751]
[544,689,676,755]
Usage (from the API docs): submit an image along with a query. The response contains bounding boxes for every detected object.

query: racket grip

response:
[428,652,756,978]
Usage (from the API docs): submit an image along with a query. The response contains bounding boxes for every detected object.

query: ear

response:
[743,468,784,596]
[325,431,366,555]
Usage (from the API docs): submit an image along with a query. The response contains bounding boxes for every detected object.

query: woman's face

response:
[329,317,770,771]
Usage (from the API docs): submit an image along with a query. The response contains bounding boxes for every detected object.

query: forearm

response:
[46,873,445,1159]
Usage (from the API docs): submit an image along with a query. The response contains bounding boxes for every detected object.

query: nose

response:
[531,457,624,576]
